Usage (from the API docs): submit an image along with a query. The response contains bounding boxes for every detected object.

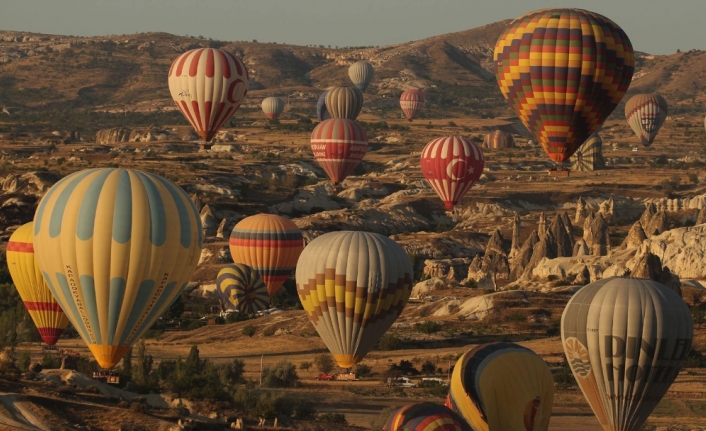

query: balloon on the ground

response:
[494,8,634,163]
[483,130,515,149]
[311,118,368,185]
[229,214,304,297]
[296,231,413,368]
[168,48,249,142]
[420,136,484,211]
[348,61,374,92]
[317,91,331,121]
[33,168,203,369]
[400,89,426,121]
[216,264,269,315]
[325,86,364,120]
[570,134,605,171]
[384,402,472,431]
[561,277,693,431]
[262,97,285,120]
[447,342,554,431]
[6,222,69,345]
[625,94,668,147]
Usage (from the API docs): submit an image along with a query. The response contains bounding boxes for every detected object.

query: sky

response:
[0,0,703,55]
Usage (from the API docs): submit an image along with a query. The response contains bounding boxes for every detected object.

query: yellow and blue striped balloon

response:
[33,168,202,369]
[216,264,270,314]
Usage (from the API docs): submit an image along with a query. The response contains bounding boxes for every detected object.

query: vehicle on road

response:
[387,377,417,388]
[315,373,335,381]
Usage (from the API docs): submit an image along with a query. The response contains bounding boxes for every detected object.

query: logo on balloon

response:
[564,337,591,378]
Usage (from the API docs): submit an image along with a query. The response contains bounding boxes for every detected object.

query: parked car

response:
[387,377,417,388]
[315,373,335,381]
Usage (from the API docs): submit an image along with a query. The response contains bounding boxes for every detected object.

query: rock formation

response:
[644,210,668,237]
[698,207,706,225]
[95,127,131,144]
[636,224,706,279]
[550,213,574,258]
[538,212,547,238]
[523,229,557,277]
[640,202,657,228]
[630,250,681,297]
[510,213,521,258]
[583,212,610,256]
[200,205,217,237]
[423,258,472,281]
[621,221,647,249]
[575,197,587,224]
[509,230,539,281]
[573,239,589,256]
[191,193,202,213]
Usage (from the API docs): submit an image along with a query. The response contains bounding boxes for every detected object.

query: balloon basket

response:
[200,143,212,151]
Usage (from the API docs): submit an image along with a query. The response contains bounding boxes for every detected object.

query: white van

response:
[387,377,417,388]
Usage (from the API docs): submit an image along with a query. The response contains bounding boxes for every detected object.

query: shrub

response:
[262,361,300,388]
[76,357,100,375]
[242,325,256,337]
[354,363,372,378]
[314,354,335,374]
[17,351,30,372]
[318,413,347,424]
[41,352,59,369]
[219,359,245,385]
[292,399,317,419]
[263,327,276,337]
[553,358,577,389]
[685,349,704,368]
[389,360,419,376]
[299,361,312,372]
[377,334,401,351]
[227,312,249,323]
[415,321,442,334]
[421,360,436,375]
[186,320,205,331]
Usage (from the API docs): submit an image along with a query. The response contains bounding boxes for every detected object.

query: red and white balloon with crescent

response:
[420,136,484,210]
[168,48,249,142]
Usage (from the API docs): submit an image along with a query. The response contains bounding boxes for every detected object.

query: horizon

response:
[2,0,705,55]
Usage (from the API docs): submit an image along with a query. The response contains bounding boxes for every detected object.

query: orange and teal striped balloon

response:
[494,8,634,163]
[384,403,472,431]
[6,222,69,345]
[228,214,304,297]
[216,264,269,314]
[33,168,202,369]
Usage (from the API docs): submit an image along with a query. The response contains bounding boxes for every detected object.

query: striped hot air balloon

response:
[168,48,249,142]
[447,343,554,431]
[296,231,413,368]
[348,61,374,92]
[228,214,304,297]
[33,168,202,369]
[400,89,426,121]
[6,222,69,345]
[311,118,368,185]
[384,403,472,431]
[261,97,285,120]
[483,130,515,149]
[325,86,364,120]
[625,94,668,147]
[494,8,634,163]
[561,277,693,431]
[570,134,605,171]
[316,91,331,121]
[216,264,269,314]
[420,136,484,211]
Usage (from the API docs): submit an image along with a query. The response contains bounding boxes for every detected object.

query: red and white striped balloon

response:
[310,119,368,185]
[168,48,249,142]
[420,136,484,211]
[400,89,426,121]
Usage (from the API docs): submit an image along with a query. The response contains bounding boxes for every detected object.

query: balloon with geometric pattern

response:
[6,222,69,345]
[262,97,285,120]
[325,86,364,120]
[168,48,249,142]
[400,89,426,121]
[384,402,472,431]
[561,277,693,431]
[33,168,203,369]
[494,8,634,163]
[295,231,413,369]
[570,134,605,171]
[216,264,269,315]
[483,130,515,149]
[625,94,668,147]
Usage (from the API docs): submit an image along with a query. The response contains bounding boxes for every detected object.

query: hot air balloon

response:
[229,214,304,297]
[400,89,426,121]
[168,48,249,143]
[561,277,693,431]
[348,61,374,92]
[317,91,331,121]
[33,168,202,369]
[570,134,605,171]
[311,118,368,185]
[262,97,285,120]
[483,130,515,149]
[384,402,472,431]
[325,86,364,120]
[420,136,484,211]
[625,94,668,147]
[296,231,413,368]
[494,8,634,164]
[216,264,269,315]
[447,342,554,431]
[6,222,69,345]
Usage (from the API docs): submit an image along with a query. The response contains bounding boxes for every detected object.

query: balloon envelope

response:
[625,94,668,147]
[483,130,515,149]
[229,214,304,297]
[7,222,69,345]
[400,89,425,121]
[325,86,364,120]
[317,91,331,121]
[561,277,693,431]
[447,342,554,431]
[216,264,269,315]
[33,168,203,368]
[311,118,368,185]
[168,48,249,142]
[384,402,472,431]
[348,61,374,92]
[262,97,285,120]
[296,231,413,368]
[570,134,605,171]
[494,8,634,163]
[420,136,484,211]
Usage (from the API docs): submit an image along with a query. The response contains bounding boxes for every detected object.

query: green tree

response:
[17,351,31,372]
[121,347,132,380]
[163,295,185,320]
[299,361,312,372]
[133,340,155,391]
[421,360,436,375]
[262,361,300,388]
[184,345,204,375]
[219,358,245,386]
[377,334,401,351]
[242,325,256,337]
[314,354,335,374]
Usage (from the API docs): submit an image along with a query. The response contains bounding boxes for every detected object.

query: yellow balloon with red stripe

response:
[6,222,69,345]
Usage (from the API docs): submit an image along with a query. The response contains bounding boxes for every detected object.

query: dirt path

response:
[0,394,50,431]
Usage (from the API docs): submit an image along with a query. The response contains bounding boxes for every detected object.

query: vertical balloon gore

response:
[400,89,425,121]
[483,130,515,149]
[262,97,285,120]
[217,264,270,314]
[310,118,368,185]
[325,86,364,120]
[348,61,374,92]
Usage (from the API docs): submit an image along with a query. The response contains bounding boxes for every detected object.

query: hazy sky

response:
[0,0,702,54]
